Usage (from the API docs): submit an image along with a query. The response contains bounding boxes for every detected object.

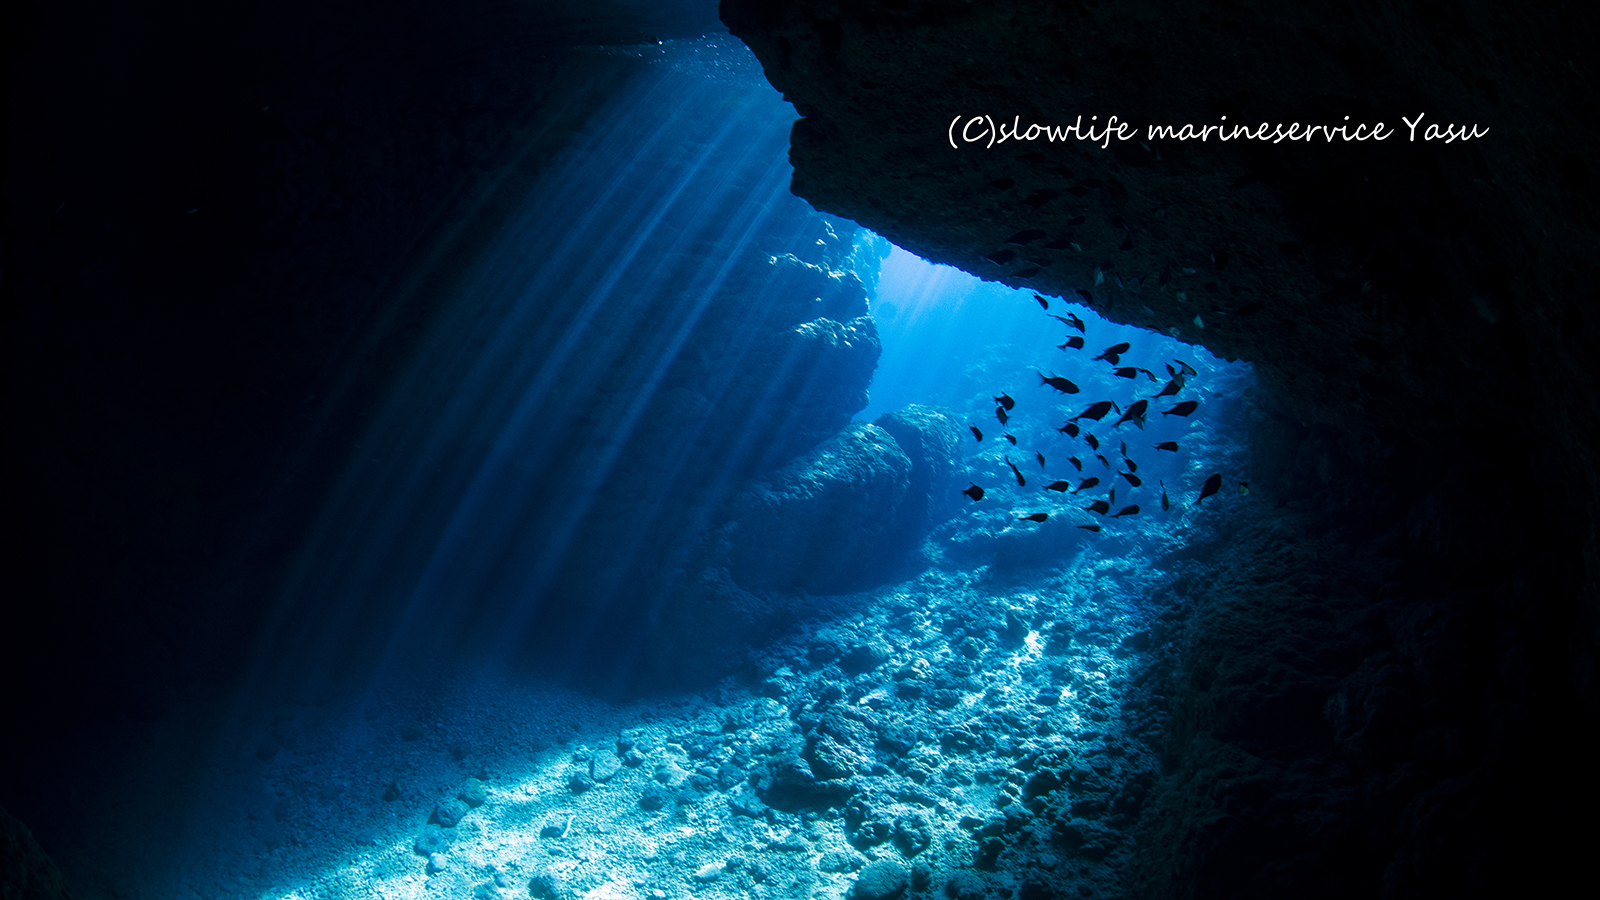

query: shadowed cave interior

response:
[2,1,1597,898]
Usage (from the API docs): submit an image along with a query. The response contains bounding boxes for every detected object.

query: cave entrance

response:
[859,241,1255,568]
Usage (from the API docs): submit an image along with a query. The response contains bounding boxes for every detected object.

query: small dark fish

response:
[970,426,984,442]
[1108,485,1116,505]
[1084,433,1100,450]
[1154,441,1179,452]
[1096,453,1111,469]
[1113,399,1149,429]
[1239,481,1250,496]
[1173,359,1198,377]
[1068,456,1083,472]
[1093,342,1131,362]
[1065,312,1086,332]
[1165,363,1178,379]
[1077,524,1102,533]
[1161,400,1199,417]
[1019,512,1049,522]
[1137,368,1159,382]
[1058,422,1081,437]
[1045,481,1073,492]
[962,483,985,502]
[1084,500,1111,515]
[995,393,1015,410]
[1072,477,1100,493]
[996,406,1010,425]
[1113,367,1139,379]
[1004,433,1018,445]
[1123,458,1138,473]
[1007,456,1027,487]
[1160,480,1170,511]
[1119,440,1128,456]
[1034,293,1049,310]
[1154,378,1183,399]
[1037,371,1080,394]
[1036,452,1047,468]
[1072,400,1114,422]
[1058,335,1086,351]
[1075,287,1095,304]
[1120,471,1142,487]
[1197,473,1223,504]
[1112,504,1141,518]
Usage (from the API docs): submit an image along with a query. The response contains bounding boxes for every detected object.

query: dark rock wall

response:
[721,0,1599,896]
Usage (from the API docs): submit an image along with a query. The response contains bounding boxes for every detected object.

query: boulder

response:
[726,422,913,594]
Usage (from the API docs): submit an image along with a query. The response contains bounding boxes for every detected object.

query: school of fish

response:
[960,290,1226,531]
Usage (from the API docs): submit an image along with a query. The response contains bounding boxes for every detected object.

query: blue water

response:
[861,244,1248,525]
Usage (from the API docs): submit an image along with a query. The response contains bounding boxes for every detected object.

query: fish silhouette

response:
[1049,312,1086,332]
[1007,456,1027,487]
[1161,400,1198,417]
[1112,399,1149,429]
[1037,371,1080,394]
[1094,342,1131,363]
[962,484,985,502]
[1071,401,1114,421]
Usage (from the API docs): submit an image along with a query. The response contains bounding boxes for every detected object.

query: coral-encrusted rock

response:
[727,422,912,593]
[872,404,962,536]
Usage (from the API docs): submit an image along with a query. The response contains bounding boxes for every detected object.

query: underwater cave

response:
[3,1,1597,898]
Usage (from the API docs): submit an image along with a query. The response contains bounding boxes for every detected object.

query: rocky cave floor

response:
[52,499,1279,900]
